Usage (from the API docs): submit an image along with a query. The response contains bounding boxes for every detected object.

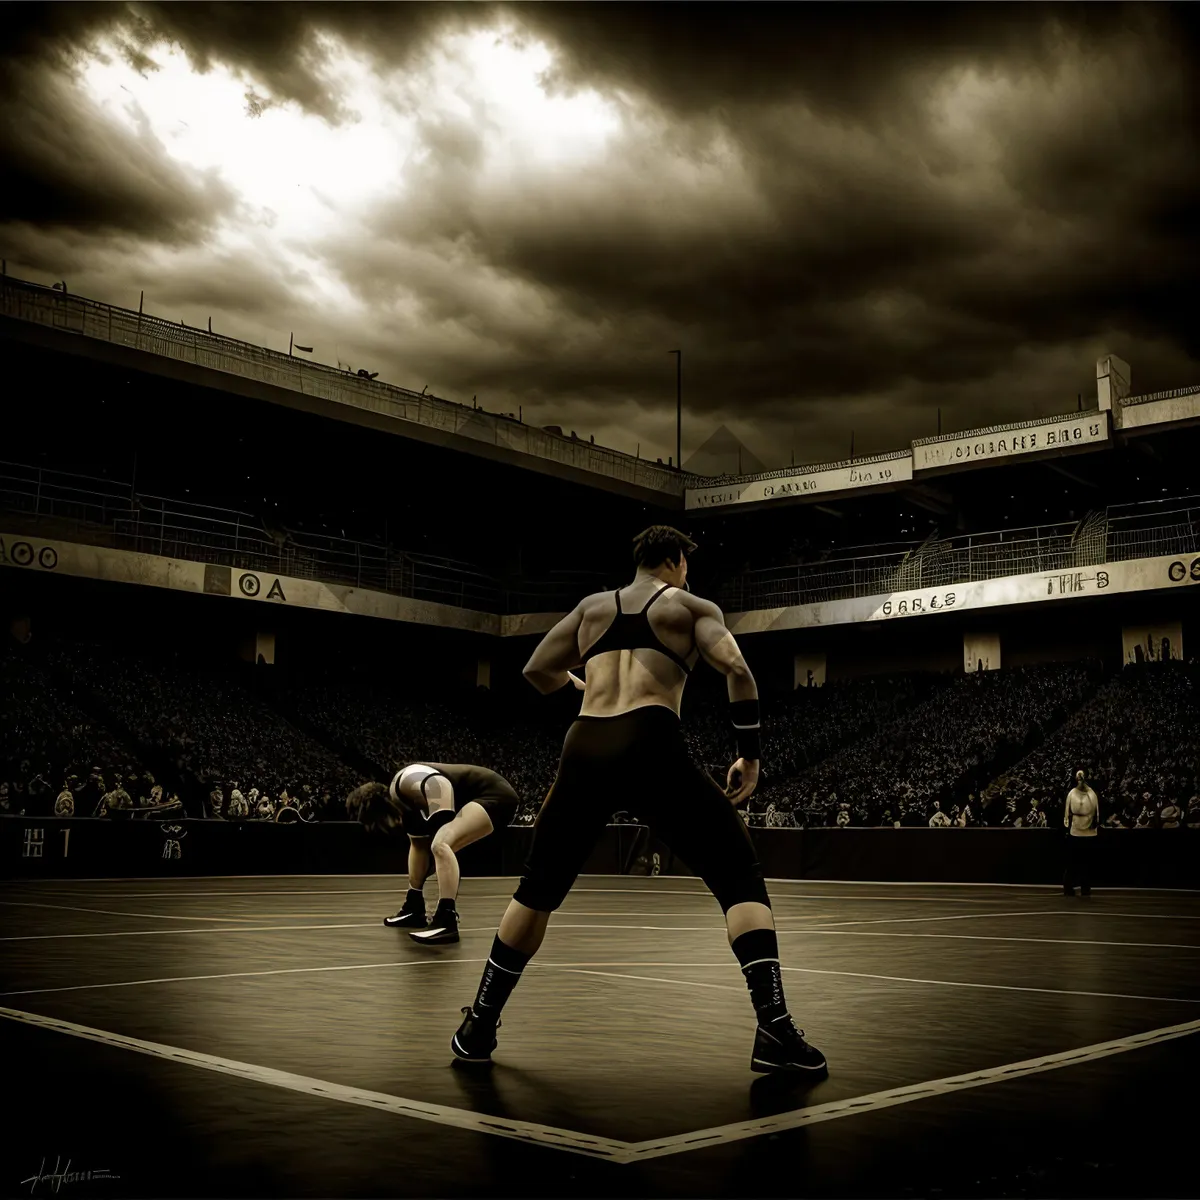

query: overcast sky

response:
[3,2,1198,471]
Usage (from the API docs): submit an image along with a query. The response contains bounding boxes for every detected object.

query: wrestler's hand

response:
[726,759,759,806]
[567,671,586,691]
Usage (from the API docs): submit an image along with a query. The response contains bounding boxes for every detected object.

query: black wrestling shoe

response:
[383,904,426,929]
[751,1016,828,1074]
[451,1006,500,1064]
[410,903,459,945]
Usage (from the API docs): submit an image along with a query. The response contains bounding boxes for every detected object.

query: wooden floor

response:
[1,874,1198,1198]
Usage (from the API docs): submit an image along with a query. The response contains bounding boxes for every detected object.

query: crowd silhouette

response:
[4,632,1197,833]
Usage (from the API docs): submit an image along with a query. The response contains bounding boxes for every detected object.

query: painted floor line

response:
[0,957,487,998]
[800,909,1066,929]
[6,922,1195,952]
[11,883,1198,912]
[0,1006,627,1161]
[6,946,1198,1008]
[621,1017,1200,1162]
[533,963,1200,1009]
[779,963,1200,1005]
[2,1004,1195,1166]
[0,900,262,923]
[8,873,1194,893]
[0,921,383,943]
[790,929,1200,951]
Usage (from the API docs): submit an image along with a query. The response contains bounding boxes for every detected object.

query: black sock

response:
[472,936,531,1021]
[404,887,425,912]
[731,928,790,1027]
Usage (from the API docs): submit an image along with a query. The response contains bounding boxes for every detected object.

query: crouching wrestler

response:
[347,763,520,945]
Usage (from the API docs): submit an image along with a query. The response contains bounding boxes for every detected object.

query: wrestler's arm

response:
[692,599,757,703]
[690,597,760,806]
[523,603,586,694]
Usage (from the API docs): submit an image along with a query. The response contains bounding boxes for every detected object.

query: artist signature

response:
[19,1157,120,1194]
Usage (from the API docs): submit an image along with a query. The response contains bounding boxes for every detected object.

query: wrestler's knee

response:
[710,860,771,914]
[513,871,573,913]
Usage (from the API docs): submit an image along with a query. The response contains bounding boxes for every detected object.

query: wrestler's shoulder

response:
[673,589,722,620]
[574,585,721,620]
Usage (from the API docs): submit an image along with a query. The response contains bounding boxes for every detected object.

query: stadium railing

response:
[1119,383,1200,408]
[0,460,598,613]
[2,462,1197,617]
[0,275,689,498]
[712,499,1200,612]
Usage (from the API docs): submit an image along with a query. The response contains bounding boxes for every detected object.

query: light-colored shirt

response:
[1065,785,1099,837]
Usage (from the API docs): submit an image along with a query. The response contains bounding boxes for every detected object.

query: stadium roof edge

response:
[4,273,1196,516]
[0,274,695,508]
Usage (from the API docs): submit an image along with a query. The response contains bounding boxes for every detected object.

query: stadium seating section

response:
[5,636,1197,831]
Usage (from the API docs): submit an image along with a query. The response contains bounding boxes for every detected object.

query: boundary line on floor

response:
[2,1006,1196,1164]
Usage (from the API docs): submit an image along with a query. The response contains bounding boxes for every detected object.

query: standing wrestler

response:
[347,762,520,944]
[451,525,827,1075]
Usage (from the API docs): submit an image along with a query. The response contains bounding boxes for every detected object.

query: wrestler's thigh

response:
[433,802,494,851]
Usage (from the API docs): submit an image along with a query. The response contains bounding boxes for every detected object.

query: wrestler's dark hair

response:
[632,525,697,569]
[346,781,394,830]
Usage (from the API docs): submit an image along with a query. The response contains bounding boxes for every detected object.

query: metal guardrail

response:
[3,467,1197,619]
[714,500,1200,612]
[0,461,604,614]
[1120,383,1200,408]
[0,275,691,497]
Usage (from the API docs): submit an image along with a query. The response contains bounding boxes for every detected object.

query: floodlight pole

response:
[669,349,681,470]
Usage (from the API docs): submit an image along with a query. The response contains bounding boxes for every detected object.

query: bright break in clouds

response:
[2,2,1197,470]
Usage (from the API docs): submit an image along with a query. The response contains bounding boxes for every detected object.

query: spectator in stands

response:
[227,786,248,819]
[54,785,74,816]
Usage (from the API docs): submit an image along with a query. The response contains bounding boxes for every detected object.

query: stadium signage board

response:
[725,551,1196,635]
[685,453,913,511]
[4,534,1195,639]
[913,412,1108,472]
[0,533,500,635]
[0,537,58,571]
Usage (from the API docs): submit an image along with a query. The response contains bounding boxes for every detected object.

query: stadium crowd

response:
[4,625,1198,831]
[7,637,365,820]
[989,660,1200,831]
[760,662,1103,828]
[0,652,166,818]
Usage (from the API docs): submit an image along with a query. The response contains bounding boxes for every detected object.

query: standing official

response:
[1063,769,1100,896]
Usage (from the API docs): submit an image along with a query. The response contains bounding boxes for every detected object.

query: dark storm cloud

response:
[346,3,1198,452]
[1,2,1197,467]
[0,63,236,243]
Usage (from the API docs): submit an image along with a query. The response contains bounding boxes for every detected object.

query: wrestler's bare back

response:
[573,581,713,719]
